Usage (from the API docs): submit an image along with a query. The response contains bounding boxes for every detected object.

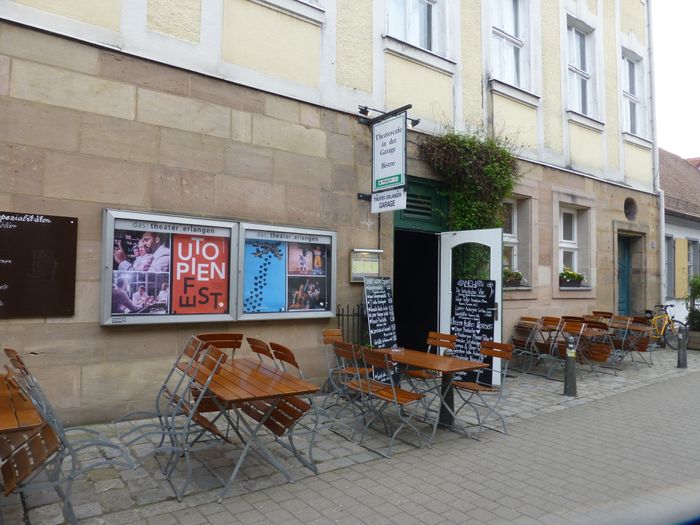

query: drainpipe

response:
[647,0,664,305]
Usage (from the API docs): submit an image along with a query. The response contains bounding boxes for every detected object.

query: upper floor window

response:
[386,0,447,56]
[491,0,530,90]
[622,49,646,137]
[567,17,597,118]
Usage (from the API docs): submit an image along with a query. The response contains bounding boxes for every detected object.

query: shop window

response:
[559,205,590,281]
[503,198,531,285]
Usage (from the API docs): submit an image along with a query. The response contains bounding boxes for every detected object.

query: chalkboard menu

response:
[0,211,78,318]
[450,279,496,380]
[363,276,398,349]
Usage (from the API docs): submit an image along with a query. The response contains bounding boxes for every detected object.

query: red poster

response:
[171,234,229,314]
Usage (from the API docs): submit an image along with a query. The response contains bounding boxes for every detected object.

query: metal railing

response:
[335,304,370,346]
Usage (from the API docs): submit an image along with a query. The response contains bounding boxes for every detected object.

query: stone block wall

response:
[0,22,391,424]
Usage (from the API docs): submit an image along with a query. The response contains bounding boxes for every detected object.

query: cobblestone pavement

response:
[7,347,700,524]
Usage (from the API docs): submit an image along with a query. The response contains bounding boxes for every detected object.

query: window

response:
[665,235,674,299]
[567,17,597,117]
[503,201,518,270]
[503,198,531,286]
[559,208,578,273]
[622,50,645,136]
[491,0,530,89]
[689,240,699,281]
[386,0,446,55]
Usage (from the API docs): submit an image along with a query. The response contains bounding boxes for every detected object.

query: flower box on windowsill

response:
[559,278,583,288]
[504,278,522,288]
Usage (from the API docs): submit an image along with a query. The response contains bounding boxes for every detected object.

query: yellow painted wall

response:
[570,123,603,171]
[385,54,453,123]
[147,0,201,43]
[14,0,120,31]
[620,0,646,38]
[492,94,537,149]
[460,0,482,124]
[222,0,320,87]
[623,142,653,186]
[540,0,563,154]
[603,0,620,171]
[336,0,372,93]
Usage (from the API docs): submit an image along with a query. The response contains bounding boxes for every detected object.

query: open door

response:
[438,228,503,384]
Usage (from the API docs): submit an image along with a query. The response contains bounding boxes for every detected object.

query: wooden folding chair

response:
[452,341,514,436]
[195,332,243,359]
[510,316,541,372]
[404,332,456,409]
[350,347,425,457]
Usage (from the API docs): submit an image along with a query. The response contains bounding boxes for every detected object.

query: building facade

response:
[660,148,700,323]
[0,0,660,423]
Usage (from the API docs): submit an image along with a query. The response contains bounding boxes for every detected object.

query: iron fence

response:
[335,304,370,345]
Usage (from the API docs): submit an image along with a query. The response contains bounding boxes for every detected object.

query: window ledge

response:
[489,79,540,109]
[382,35,456,75]
[567,110,605,132]
[250,0,325,25]
[622,132,652,149]
[504,285,532,291]
[559,286,593,291]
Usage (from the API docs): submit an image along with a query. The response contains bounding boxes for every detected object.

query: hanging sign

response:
[371,187,407,213]
[371,112,407,193]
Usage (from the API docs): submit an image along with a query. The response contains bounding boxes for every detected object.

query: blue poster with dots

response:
[243,240,286,313]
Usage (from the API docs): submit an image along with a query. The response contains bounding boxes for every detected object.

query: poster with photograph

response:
[238,224,335,320]
[101,210,236,325]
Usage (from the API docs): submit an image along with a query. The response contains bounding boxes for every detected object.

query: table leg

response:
[439,372,454,426]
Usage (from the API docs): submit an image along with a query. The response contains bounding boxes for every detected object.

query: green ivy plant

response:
[419,128,520,231]
[686,275,700,330]
[419,128,520,279]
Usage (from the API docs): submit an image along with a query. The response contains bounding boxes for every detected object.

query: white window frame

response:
[503,200,519,271]
[559,207,579,273]
[621,49,646,137]
[491,0,531,90]
[386,0,447,56]
[567,17,597,118]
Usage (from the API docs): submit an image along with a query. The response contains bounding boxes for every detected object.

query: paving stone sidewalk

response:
[8,347,700,524]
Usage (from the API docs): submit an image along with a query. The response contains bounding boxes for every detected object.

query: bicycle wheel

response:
[664,320,685,350]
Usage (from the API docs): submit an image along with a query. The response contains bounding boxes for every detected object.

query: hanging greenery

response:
[418,128,521,231]
[419,128,521,279]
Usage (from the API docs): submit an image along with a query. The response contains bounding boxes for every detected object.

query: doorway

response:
[394,229,438,350]
[618,236,631,315]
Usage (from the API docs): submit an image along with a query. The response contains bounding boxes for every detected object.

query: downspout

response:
[647,0,664,304]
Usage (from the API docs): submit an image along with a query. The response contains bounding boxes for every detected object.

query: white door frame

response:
[438,228,503,382]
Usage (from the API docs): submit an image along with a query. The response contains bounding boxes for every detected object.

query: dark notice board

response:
[363,276,398,349]
[450,279,496,381]
[0,212,78,318]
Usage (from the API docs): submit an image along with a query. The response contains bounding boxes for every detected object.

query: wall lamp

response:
[357,105,420,128]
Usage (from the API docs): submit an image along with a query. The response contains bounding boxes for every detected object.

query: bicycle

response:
[646,304,686,350]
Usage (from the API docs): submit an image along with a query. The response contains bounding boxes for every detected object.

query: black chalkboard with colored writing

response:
[0,211,78,318]
[450,278,496,381]
[363,276,398,349]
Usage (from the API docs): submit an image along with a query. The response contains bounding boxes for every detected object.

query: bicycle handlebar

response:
[653,304,673,313]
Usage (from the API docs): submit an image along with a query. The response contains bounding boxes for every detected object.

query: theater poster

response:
[237,223,336,320]
[100,209,237,326]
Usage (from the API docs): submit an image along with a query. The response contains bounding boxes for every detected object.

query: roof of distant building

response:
[686,157,700,169]
[660,148,700,220]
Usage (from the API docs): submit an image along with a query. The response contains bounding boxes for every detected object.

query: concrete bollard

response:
[678,323,688,369]
[564,335,577,397]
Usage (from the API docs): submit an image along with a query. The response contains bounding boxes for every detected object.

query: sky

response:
[651,2,700,159]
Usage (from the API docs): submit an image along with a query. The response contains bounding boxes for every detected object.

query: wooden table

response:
[375,348,488,426]
[186,358,319,501]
